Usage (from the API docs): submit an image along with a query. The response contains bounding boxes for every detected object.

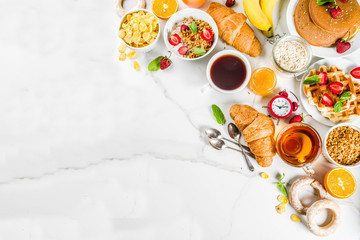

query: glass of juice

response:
[276,123,322,176]
[249,67,277,96]
[182,0,207,8]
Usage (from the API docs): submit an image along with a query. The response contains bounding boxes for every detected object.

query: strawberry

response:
[200,28,213,41]
[317,72,328,85]
[328,82,343,94]
[350,67,360,79]
[329,6,342,19]
[160,56,172,70]
[289,113,311,124]
[169,34,181,46]
[225,0,236,7]
[178,46,188,55]
[336,39,351,54]
[321,93,334,107]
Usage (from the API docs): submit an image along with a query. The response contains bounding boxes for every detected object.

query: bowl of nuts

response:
[118,9,160,52]
[323,123,360,168]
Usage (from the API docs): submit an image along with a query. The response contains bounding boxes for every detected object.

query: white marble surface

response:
[0,0,359,239]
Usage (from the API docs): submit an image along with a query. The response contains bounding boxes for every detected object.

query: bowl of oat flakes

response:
[324,123,360,168]
[163,9,218,60]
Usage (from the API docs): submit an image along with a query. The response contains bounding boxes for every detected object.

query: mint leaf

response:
[189,21,197,33]
[317,0,335,5]
[148,56,163,71]
[340,91,351,102]
[303,75,321,85]
[211,104,226,125]
[193,47,206,56]
[276,173,287,197]
[334,101,343,113]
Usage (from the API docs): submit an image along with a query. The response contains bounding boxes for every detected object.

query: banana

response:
[261,0,279,37]
[243,0,272,32]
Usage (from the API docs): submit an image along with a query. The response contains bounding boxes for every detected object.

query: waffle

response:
[303,65,360,123]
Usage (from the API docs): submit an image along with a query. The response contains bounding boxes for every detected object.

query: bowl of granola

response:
[323,123,360,168]
[163,8,218,60]
[118,9,160,52]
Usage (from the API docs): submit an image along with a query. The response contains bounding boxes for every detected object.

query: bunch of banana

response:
[243,0,279,37]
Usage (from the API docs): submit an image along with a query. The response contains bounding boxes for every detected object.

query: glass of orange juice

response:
[182,0,207,8]
[249,67,277,96]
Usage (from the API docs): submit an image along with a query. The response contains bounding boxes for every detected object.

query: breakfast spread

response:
[118,10,159,48]
[230,105,276,167]
[206,2,262,57]
[114,0,360,237]
[303,65,360,123]
[168,17,214,58]
[326,126,360,165]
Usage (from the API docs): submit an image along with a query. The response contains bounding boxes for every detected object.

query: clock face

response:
[270,97,292,118]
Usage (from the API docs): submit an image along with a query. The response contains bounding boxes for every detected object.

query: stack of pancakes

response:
[294,0,360,47]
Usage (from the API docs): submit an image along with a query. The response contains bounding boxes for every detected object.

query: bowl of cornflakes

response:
[118,9,160,52]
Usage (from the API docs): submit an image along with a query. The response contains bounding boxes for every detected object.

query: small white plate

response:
[299,58,360,126]
[286,0,360,58]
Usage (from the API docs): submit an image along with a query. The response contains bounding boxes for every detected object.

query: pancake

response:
[309,0,360,34]
[294,0,344,47]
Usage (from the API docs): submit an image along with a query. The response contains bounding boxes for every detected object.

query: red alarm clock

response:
[268,90,299,120]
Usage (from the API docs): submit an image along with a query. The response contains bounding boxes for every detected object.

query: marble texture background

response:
[0,0,359,239]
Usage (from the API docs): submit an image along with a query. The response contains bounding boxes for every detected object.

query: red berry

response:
[178,46,188,55]
[350,67,360,79]
[169,34,181,46]
[329,6,342,19]
[328,82,343,94]
[336,39,351,54]
[160,57,172,70]
[321,93,334,107]
[180,24,189,32]
[279,91,288,97]
[225,0,235,7]
[339,0,348,3]
[289,115,303,124]
[200,28,213,42]
[317,72,328,85]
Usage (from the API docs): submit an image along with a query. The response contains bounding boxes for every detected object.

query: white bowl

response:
[163,8,218,61]
[206,50,251,94]
[119,8,160,53]
[323,123,360,169]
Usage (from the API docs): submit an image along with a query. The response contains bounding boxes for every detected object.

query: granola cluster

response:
[326,126,360,165]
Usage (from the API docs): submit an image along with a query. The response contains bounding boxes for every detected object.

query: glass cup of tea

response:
[205,50,251,94]
[276,123,322,176]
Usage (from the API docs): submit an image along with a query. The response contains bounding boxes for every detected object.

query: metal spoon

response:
[227,123,255,172]
[205,128,251,152]
[209,139,256,161]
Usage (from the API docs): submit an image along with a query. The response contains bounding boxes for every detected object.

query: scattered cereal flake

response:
[127,51,137,59]
[276,203,286,214]
[133,61,140,70]
[291,214,301,222]
[119,53,126,61]
[277,195,289,204]
[260,172,269,179]
[118,43,127,53]
[118,29,126,39]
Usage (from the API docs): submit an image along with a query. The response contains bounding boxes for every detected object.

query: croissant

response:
[206,2,262,57]
[230,105,276,167]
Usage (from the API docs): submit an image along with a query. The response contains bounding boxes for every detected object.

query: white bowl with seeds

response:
[272,35,312,74]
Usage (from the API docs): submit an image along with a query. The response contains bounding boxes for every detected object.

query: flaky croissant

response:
[206,2,262,57]
[230,105,276,167]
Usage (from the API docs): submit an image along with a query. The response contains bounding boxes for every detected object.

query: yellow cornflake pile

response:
[290,214,301,222]
[277,195,288,204]
[260,172,269,179]
[133,61,140,70]
[276,203,286,214]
